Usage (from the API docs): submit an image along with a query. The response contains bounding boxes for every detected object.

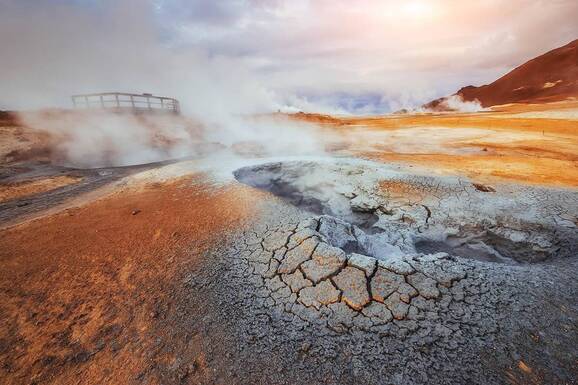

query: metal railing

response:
[71,92,180,114]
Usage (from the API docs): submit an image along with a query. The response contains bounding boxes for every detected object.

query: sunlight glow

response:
[401,1,435,19]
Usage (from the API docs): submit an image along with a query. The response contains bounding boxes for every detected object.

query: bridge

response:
[71,92,180,115]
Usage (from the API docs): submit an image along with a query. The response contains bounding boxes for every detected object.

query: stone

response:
[362,302,393,324]
[282,270,313,293]
[370,267,405,303]
[278,237,318,274]
[384,292,409,320]
[301,242,347,284]
[348,253,377,277]
[298,280,340,309]
[333,267,371,310]
[407,272,440,299]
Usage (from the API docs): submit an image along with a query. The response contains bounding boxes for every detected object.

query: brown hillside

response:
[426,39,578,109]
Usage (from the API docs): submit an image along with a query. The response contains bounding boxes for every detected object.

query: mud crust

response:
[176,159,578,384]
[189,199,578,384]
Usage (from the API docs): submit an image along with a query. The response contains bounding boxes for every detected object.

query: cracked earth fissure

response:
[209,159,578,384]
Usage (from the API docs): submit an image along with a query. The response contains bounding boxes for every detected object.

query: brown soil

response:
[0,176,82,203]
[0,176,260,385]
[0,125,53,164]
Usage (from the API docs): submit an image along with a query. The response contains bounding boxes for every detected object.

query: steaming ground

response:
[1,103,578,384]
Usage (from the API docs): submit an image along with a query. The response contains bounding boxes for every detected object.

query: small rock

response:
[297,218,319,231]
[472,183,495,193]
[263,230,291,252]
[265,275,286,291]
[287,228,318,249]
[317,216,357,250]
[131,209,141,215]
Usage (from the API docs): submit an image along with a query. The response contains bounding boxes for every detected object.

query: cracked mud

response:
[217,159,578,383]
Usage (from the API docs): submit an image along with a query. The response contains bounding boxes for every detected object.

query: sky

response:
[1,0,577,115]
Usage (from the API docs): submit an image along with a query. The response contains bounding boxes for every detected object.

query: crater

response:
[234,161,572,264]
[233,161,379,228]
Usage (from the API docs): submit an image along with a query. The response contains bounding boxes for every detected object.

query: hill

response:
[425,39,578,110]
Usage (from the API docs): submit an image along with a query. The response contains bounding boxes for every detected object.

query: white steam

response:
[440,95,486,113]
[1,1,328,168]
[15,110,326,168]
[17,111,205,168]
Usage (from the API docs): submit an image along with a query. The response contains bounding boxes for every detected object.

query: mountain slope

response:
[425,39,578,110]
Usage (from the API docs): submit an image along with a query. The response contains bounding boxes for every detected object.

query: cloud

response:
[1,0,577,113]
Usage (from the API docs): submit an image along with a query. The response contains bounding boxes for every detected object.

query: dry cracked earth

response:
[210,159,578,384]
[2,156,578,384]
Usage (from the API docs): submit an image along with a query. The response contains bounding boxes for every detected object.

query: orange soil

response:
[371,153,578,187]
[293,103,578,188]
[360,114,578,187]
[0,175,82,203]
[0,176,260,385]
